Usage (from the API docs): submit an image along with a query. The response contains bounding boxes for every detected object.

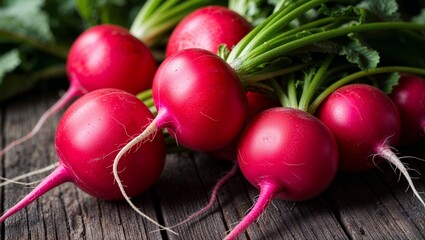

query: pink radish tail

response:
[0,81,84,157]
[224,181,280,240]
[170,162,239,228]
[0,164,71,223]
[377,145,425,208]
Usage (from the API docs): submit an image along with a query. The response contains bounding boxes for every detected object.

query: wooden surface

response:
[1,85,425,240]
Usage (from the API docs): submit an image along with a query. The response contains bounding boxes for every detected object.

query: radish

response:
[164,89,277,229]
[0,88,168,231]
[224,107,339,240]
[111,48,247,221]
[0,24,156,157]
[316,83,425,206]
[112,0,425,232]
[114,48,248,154]
[389,74,425,146]
[165,5,253,57]
[169,90,278,226]
[209,91,278,161]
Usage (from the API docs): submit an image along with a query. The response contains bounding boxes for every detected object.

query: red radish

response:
[246,91,279,119]
[167,90,276,227]
[316,83,425,206]
[224,107,339,240]
[210,91,278,161]
[67,24,156,94]
[165,5,253,57]
[0,88,167,230]
[389,74,425,146]
[112,48,247,220]
[114,48,248,153]
[0,24,156,157]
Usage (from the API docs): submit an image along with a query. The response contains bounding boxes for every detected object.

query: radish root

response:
[169,162,239,228]
[112,120,177,235]
[0,163,57,187]
[0,83,82,158]
[378,146,425,207]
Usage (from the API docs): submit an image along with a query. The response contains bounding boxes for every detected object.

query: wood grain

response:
[1,86,425,240]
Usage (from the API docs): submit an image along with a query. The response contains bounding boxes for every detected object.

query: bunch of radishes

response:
[1,0,425,239]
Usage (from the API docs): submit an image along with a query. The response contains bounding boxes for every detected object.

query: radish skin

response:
[317,83,425,207]
[209,91,278,162]
[225,107,339,239]
[166,6,253,57]
[389,74,425,146]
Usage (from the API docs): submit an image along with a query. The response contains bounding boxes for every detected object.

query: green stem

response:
[270,79,289,107]
[143,98,155,109]
[227,0,313,63]
[287,74,298,109]
[309,66,425,114]
[0,29,68,59]
[244,81,274,93]
[240,63,310,82]
[241,16,348,62]
[237,22,425,77]
[130,0,210,46]
[239,0,322,57]
[298,55,333,112]
[136,88,153,101]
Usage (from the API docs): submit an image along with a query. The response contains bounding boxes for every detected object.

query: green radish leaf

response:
[357,0,400,21]
[217,44,231,61]
[228,0,277,26]
[412,9,425,24]
[0,49,21,84]
[0,0,54,42]
[338,33,380,70]
[75,0,139,26]
[75,0,96,25]
[375,71,400,94]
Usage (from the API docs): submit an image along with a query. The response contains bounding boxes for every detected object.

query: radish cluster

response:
[0,24,157,157]
[2,2,425,240]
[0,88,167,229]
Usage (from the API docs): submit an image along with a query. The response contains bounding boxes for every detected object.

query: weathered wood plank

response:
[0,89,163,240]
[1,86,425,240]
[155,152,231,240]
[2,89,65,240]
[330,162,425,239]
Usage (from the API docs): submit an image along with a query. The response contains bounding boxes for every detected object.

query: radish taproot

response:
[316,83,425,206]
[224,107,339,240]
[0,24,157,157]
[165,5,253,57]
[0,88,168,231]
[389,74,425,146]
